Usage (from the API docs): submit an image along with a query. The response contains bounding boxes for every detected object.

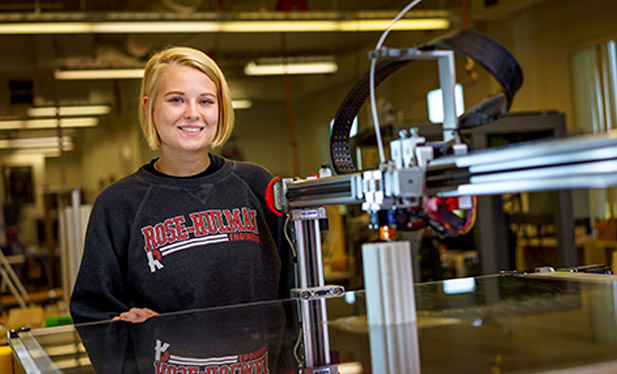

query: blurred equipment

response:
[265,24,525,371]
[265,18,617,374]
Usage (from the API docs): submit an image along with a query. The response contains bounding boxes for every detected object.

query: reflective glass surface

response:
[11,273,617,373]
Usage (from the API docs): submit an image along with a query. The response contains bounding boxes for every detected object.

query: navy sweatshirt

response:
[70,156,295,323]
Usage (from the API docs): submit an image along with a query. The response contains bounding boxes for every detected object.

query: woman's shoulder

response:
[222,159,275,196]
[229,159,274,180]
[94,170,150,205]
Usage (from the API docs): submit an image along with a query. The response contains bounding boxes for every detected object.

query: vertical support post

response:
[298,298,330,369]
[291,208,331,368]
[555,190,577,267]
[61,188,87,305]
[476,195,510,274]
[69,188,82,291]
[438,51,459,144]
[294,216,325,289]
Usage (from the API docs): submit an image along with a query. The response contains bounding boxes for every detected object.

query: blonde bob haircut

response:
[139,46,234,150]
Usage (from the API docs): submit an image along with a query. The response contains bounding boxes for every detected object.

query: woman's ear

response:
[142,96,149,116]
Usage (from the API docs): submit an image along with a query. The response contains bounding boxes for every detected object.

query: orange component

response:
[379,226,397,241]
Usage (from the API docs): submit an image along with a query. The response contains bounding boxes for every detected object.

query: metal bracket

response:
[300,364,339,374]
[290,207,327,221]
[291,285,345,300]
[370,47,460,144]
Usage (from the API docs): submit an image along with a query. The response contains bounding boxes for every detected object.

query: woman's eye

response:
[167,96,183,103]
[201,98,214,105]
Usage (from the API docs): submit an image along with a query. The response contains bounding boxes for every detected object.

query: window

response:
[427,83,464,124]
[570,40,617,133]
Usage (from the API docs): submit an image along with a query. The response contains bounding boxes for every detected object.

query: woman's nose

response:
[184,102,199,120]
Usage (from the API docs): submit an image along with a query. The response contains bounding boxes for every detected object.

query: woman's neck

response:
[155,152,211,177]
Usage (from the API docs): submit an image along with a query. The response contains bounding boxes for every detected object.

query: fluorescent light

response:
[58,60,338,79]
[16,145,74,152]
[60,117,99,128]
[223,20,339,33]
[92,22,220,33]
[0,117,99,130]
[244,59,338,76]
[15,150,61,157]
[54,69,144,80]
[232,99,252,109]
[0,121,24,130]
[0,18,449,35]
[0,136,74,157]
[26,107,57,117]
[27,105,111,117]
[339,18,449,31]
[13,146,74,158]
[0,136,73,149]
[0,22,92,34]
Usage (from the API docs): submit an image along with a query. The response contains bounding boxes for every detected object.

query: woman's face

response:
[148,65,219,157]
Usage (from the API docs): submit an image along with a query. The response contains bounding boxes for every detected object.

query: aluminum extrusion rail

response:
[8,328,62,374]
[285,172,364,208]
[426,130,617,197]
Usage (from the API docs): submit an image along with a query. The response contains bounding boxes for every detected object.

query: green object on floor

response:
[45,315,73,327]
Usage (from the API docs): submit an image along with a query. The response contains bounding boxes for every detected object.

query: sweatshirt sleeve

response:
[70,190,133,323]
[233,161,296,299]
[256,170,296,299]
[273,214,296,299]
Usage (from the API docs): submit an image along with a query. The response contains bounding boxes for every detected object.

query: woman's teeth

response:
[181,127,200,132]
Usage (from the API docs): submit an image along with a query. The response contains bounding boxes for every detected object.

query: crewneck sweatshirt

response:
[70,157,294,323]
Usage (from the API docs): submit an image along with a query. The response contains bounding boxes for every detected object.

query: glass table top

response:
[10,272,617,373]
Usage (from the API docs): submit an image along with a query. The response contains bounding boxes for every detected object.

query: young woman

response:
[70,46,294,323]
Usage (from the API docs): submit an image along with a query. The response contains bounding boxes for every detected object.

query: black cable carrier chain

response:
[330,29,524,175]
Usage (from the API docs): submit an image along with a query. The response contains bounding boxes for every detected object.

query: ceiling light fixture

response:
[223,20,338,33]
[244,58,338,76]
[54,69,144,80]
[10,143,75,158]
[27,105,111,117]
[0,22,92,34]
[0,136,73,150]
[14,149,69,158]
[0,17,449,35]
[0,117,99,130]
[55,59,338,80]
[93,22,221,33]
[232,99,252,109]
[225,19,449,32]
[340,19,449,31]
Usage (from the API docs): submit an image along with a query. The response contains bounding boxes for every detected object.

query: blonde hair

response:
[139,46,234,149]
